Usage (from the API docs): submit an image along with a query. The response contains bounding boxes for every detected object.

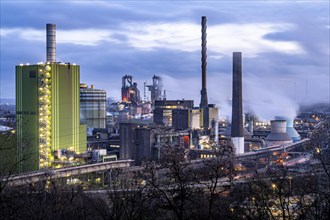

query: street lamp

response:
[272,183,276,194]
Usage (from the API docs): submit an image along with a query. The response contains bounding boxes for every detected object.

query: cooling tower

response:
[275,116,301,142]
[265,120,293,146]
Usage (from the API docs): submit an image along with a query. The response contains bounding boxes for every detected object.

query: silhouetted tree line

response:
[1,119,329,219]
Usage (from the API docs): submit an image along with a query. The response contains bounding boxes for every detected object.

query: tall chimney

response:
[46,23,56,62]
[231,52,244,154]
[200,16,209,131]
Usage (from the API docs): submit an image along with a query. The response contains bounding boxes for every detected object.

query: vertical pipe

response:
[231,52,243,137]
[46,24,56,62]
[144,81,147,102]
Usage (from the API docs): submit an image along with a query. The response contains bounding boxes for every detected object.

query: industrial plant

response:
[0,13,329,220]
[15,24,87,172]
[0,16,324,171]
[2,0,330,216]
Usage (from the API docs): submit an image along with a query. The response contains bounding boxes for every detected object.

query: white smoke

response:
[160,72,300,122]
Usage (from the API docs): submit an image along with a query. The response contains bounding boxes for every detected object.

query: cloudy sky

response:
[0,0,329,120]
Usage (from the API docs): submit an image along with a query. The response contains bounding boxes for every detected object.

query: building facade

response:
[153,100,194,128]
[80,84,106,129]
[16,63,86,172]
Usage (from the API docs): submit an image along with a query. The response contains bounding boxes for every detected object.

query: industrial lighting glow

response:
[38,64,53,169]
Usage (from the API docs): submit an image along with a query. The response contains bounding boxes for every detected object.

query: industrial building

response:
[80,83,106,129]
[190,108,201,129]
[119,121,190,165]
[153,100,194,128]
[16,24,86,172]
[119,121,151,164]
[121,75,140,105]
[199,104,219,131]
[147,75,164,105]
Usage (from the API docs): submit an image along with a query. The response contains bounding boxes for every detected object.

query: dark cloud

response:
[0,0,329,120]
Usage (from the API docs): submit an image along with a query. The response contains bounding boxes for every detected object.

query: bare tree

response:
[307,117,330,219]
[140,144,202,220]
[195,141,236,220]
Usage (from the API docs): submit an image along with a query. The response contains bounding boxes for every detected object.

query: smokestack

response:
[231,52,243,137]
[46,23,56,62]
[231,52,244,154]
[200,16,208,108]
[200,16,209,131]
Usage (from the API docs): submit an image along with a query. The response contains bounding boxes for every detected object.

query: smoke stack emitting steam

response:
[231,52,245,154]
[200,16,209,131]
[46,23,56,62]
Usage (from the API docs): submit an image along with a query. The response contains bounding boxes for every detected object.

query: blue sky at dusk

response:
[0,0,329,119]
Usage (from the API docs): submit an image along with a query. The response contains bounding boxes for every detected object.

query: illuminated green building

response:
[16,63,87,173]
